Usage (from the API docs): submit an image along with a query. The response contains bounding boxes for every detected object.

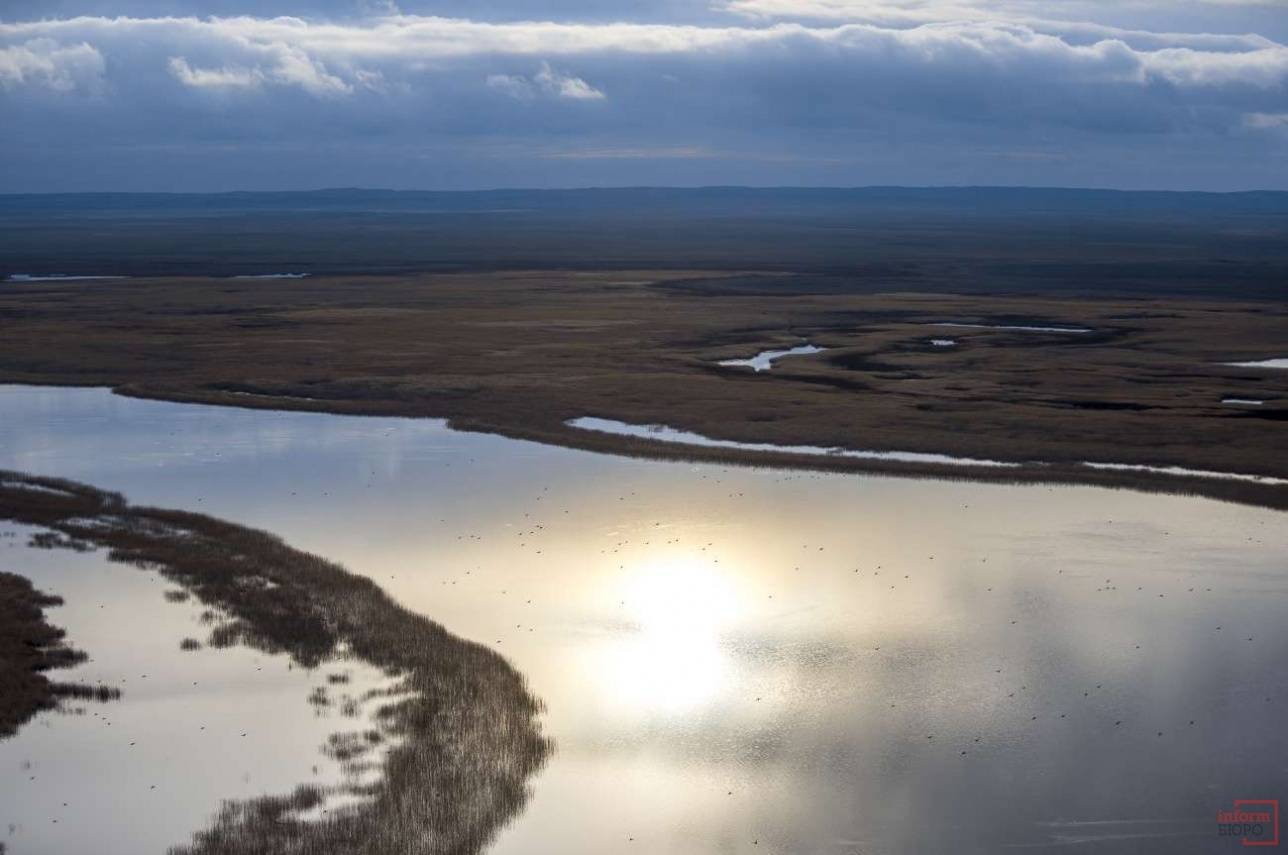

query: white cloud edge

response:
[0,13,1284,102]
[723,0,1288,24]
[487,62,605,100]
[0,38,104,91]
[168,56,263,89]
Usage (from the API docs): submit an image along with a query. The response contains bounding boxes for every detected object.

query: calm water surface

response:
[0,520,401,854]
[718,344,826,371]
[1,385,1286,854]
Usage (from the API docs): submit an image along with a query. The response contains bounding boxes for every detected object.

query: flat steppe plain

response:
[1,270,1285,507]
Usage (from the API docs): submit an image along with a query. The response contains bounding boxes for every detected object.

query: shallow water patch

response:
[569,416,1288,486]
[1224,358,1288,369]
[1080,461,1288,487]
[929,322,1092,334]
[0,522,402,854]
[568,416,1022,468]
[717,344,825,372]
[6,274,127,282]
[227,390,323,402]
[0,468,551,855]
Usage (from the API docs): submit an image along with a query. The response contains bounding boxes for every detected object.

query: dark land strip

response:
[1,270,1285,508]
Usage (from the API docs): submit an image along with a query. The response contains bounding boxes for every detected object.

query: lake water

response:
[568,417,1288,485]
[2,385,1286,854]
[1225,358,1288,370]
[718,344,825,371]
[230,273,311,279]
[0,518,403,854]
[930,322,1093,334]
[4,275,129,283]
[568,416,1021,468]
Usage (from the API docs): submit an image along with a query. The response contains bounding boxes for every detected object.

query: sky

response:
[1,0,1286,192]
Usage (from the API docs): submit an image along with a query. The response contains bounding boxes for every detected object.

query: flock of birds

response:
[2,456,1282,852]
[3,543,392,841]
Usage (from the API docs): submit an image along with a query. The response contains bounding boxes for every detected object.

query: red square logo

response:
[1217,800,1279,847]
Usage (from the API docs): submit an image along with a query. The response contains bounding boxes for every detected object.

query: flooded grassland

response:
[0,466,549,855]
[1,385,1286,854]
[0,272,1285,507]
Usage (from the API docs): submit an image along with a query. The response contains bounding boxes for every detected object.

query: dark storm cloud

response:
[1,4,1285,190]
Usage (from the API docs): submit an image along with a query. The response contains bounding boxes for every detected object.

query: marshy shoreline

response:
[30,378,1288,512]
[0,470,551,855]
[0,270,1284,510]
[0,568,120,739]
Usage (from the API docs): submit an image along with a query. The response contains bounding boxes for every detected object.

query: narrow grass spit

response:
[0,470,552,855]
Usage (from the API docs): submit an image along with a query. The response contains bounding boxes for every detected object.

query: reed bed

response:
[0,470,552,855]
[0,568,119,736]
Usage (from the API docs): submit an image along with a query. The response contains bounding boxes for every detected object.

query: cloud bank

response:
[0,38,104,92]
[0,10,1285,190]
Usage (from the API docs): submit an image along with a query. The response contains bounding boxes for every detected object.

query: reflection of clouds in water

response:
[0,525,403,853]
[550,516,1288,849]
[569,415,1022,468]
[3,385,1287,855]
[0,385,457,476]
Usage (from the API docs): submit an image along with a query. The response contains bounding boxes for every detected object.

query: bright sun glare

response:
[601,555,744,716]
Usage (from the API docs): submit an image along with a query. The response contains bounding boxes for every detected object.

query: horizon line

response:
[4,183,1288,197]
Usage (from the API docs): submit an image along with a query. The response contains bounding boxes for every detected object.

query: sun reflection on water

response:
[601,555,745,716]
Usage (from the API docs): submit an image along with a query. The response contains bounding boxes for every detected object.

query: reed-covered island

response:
[0,470,551,855]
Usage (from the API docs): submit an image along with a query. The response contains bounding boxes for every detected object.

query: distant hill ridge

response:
[5,185,1288,216]
[3,185,1286,296]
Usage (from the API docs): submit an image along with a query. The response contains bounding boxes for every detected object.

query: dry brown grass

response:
[0,270,1284,506]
